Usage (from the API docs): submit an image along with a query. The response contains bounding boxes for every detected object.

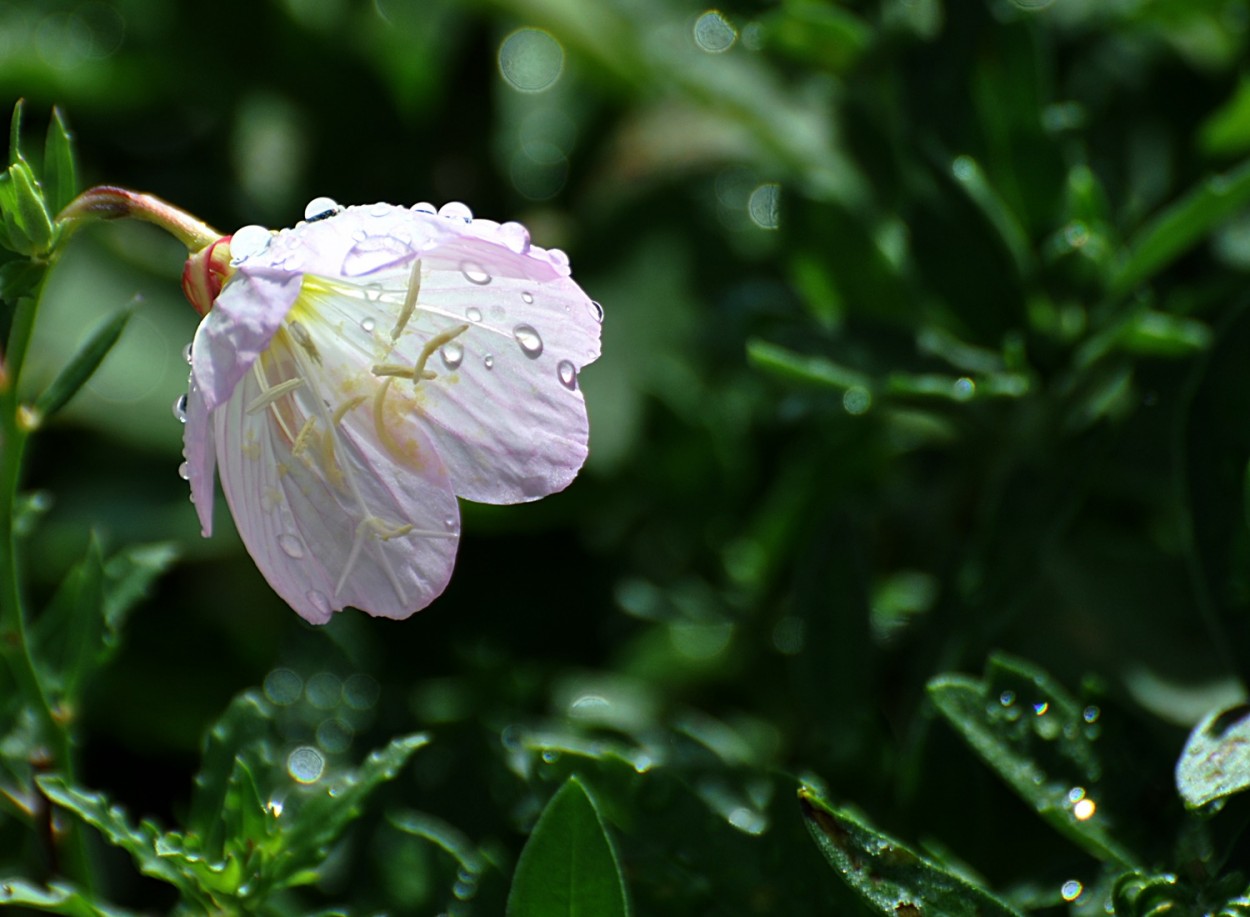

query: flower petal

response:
[183,368,217,537]
[193,266,304,411]
[213,329,461,623]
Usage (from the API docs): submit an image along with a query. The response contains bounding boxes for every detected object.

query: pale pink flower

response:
[179,199,601,623]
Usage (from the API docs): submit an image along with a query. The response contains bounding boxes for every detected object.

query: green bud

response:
[0,161,54,257]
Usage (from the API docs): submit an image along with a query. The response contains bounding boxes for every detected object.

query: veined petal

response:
[214,328,461,623]
[193,266,304,411]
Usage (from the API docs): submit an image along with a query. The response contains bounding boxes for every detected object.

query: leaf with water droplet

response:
[1176,703,1250,809]
[799,786,1023,916]
[927,653,1138,868]
[507,776,630,917]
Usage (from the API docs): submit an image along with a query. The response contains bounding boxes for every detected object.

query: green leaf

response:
[101,542,178,633]
[746,339,872,391]
[33,534,105,698]
[42,108,77,216]
[4,161,53,256]
[926,654,1139,868]
[0,877,139,916]
[34,776,209,906]
[1112,158,1250,296]
[949,154,1033,279]
[1176,703,1250,809]
[756,1,871,73]
[798,786,1023,917]
[33,305,133,420]
[507,775,630,917]
[279,732,430,886]
[8,100,24,165]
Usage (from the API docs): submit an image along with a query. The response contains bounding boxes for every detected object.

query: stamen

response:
[290,416,319,459]
[335,516,415,598]
[319,428,345,490]
[246,377,304,415]
[371,363,416,380]
[332,394,368,426]
[289,320,321,363]
[390,258,423,341]
[413,324,470,381]
[372,377,410,461]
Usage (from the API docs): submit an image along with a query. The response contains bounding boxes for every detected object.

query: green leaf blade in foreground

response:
[926,654,1138,868]
[507,775,630,917]
[0,877,139,916]
[1176,702,1250,809]
[798,786,1023,917]
[33,305,133,420]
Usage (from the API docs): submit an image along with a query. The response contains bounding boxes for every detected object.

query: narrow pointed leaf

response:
[187,690,273,857]
[507,775,630,917]
[1112,157,1250,296]
[101,542,177,633]
[43,108,76,215]
[32,534,105,698]
[0,877,139,916]
[34,305,132,419]
[927,653,1138,868]
[799,786,1023,917]
[8,100,24,165]
[7,162,52,255]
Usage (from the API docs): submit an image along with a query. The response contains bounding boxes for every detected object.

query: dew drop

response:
[499,221,532,254]
[360,317,376,333]
[368,201,391,217]
[1082,705,1101,723]
[440,341,464,369]
[278,534,305,559]
[341,235,416,277]
[541,749,560,764]
[588,300,604,322]
[172,393,188,423]
[444,516,458,532]
[303,196,340,222]
[177,461,189,481]
[411,201,436,214]
[363,282,383,302]
[230,224,272,263]
[484,354,495,370]
[547,247,569,270]
[513,323,543,358]
[557,359,578,390]
[182,342,193,364]
[438,201,474,222]
[521,290,535,304]
[306,589,333,618]
[1000,690,1016,707]
[466,306,483,322]
[1061,880,1083,902]
[694,10,737,53]
[460,260,492,284]
[287,745,325,784]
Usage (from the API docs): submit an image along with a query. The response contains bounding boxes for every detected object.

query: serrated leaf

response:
[187,691,274,857]
[798,786,1023,917]
[1176,703,1250,809]
[1112,157,1250,296]
[43,108,76,216]
[927,654,1138,868]
[101,542,177,633]
[34,776,209,907]
[278,732,429,887]
[34,305,133,419]
[506,775,630,917]
[0,877,138,916]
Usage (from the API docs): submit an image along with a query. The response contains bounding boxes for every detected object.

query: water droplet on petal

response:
[278,534,305,558]
[520,291,534,304]
[230,225,272,263]
[499,221,532,254]
[304,196,340,222]
[411,201,436,214]
[547,247,569,270]
[460,260,492,284]
[466,307,483,322]
[484,354,495,370]
[513,323,543,358]
[363,282,383,302]
[177,461,189,480]
[438,201,473,222]
[440,341,464,369]
[558,359,578,390]
[172,393,188,423]
[444,516,458,532]
[182,342,193,364]
[588,300,604,322]
[342,235,416,276]
[306,589,332,617]
[360,317,376,333]
[368,202,392,217]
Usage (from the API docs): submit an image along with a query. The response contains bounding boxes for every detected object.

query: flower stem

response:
[57,185,222,252]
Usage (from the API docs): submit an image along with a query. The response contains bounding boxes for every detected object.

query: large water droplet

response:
[694,10,737,53]
[306,589,333,617]
[557,359,578,390]
[304,196,340,222]
[368,201,391,217]
[230,224,272,263]
[460,260,492,284]
[177,461,189,481]
[1060,880,1083,903]
[438,201,473,222]
[513,324,543,358]
[287,745,325,784]
[341,236,416,276]
[411,201,436,214]
[500,221,532,255]
[484,354,495,370]
[466,306,483,322]
[278,534,305,559]
[588,300,604,322]
[440,341,464,369]
[547,247,569,270]
[182,342,193,364]
[172,393,188,423]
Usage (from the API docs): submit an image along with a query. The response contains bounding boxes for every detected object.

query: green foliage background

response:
[5,0,1250,913]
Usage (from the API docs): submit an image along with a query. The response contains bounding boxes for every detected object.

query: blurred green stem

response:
[0,291,94,892]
